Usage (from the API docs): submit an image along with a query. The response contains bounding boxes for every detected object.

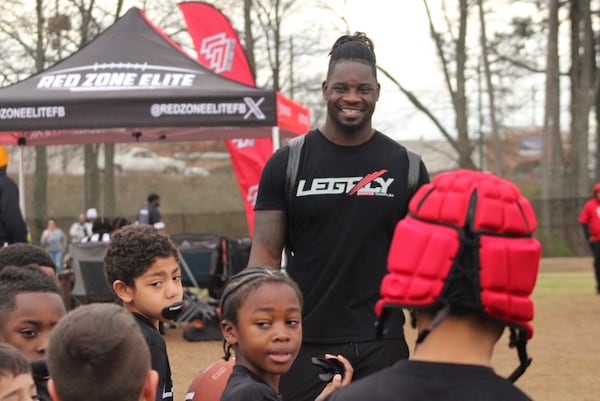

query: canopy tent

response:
[0,7,311,214]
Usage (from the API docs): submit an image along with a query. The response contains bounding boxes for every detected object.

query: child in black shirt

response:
[104,225,184,401]
[219,267,353,401]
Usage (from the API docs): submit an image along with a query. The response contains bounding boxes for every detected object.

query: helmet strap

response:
[415,304,450,344]
[506,327,532,382]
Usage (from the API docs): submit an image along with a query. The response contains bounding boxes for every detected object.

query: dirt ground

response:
[165,257,600,401]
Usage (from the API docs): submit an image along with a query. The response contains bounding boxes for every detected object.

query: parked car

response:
[111,147,187,174]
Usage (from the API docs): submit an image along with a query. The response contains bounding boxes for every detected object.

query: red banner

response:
[179,1,270,236]
[179,2,310,237]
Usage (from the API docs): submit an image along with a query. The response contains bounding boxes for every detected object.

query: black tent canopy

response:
[0,7,280,146]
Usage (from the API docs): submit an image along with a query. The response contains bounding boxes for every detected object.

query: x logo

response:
[243,97,266,120]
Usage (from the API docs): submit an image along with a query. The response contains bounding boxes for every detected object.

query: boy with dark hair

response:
[327,170,540,401]
[0,264,67,401]
[104,225,183,401]
[0,242,57,278]
[47,303,158,401]
[0,343,37,401]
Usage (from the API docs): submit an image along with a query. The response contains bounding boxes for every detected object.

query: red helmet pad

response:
[377,170,541,338]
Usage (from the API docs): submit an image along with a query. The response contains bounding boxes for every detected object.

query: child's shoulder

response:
[221,366,280,401]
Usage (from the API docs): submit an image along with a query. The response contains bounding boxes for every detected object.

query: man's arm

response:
[581,223,591,242]
[248,210,286,270]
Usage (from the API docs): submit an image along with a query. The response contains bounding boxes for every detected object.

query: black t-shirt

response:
[32,360,51,401]
[221,365,282,401]
[327,360,532,401]
[255,130,429,342]
[133,313,174,401]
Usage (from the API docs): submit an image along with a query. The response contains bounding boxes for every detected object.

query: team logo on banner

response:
[200,33,236,74]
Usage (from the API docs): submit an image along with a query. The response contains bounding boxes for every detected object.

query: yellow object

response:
[0,146,9,168]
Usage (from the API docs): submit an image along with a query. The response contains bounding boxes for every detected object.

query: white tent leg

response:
[271,126,280,152]
[18,146,25,218]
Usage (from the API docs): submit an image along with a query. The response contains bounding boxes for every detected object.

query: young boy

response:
[0,343,38,401]
[46,303,158,401]
[0,264,67,401]
[104,225,183,401]
[327,170,540,401]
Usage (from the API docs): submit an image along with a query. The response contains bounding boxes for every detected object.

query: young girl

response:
[0,343,38,401]
[219,267,353,401]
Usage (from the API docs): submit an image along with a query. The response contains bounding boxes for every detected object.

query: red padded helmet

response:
[376,170,541,381]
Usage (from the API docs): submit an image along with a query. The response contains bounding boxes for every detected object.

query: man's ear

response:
[322,81,328,99]
[140,370,158,401]
[112,280,133,304]
[220,320,238,346]
[48,379,62,401]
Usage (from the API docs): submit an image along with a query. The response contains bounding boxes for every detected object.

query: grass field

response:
[165,257,600,401]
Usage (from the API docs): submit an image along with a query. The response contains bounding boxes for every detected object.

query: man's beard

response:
[332,116,369,137]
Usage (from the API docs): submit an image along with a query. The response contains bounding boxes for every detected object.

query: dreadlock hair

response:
[326,31,377,80]
[219,267,303,360]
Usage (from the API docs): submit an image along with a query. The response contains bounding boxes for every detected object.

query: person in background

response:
[46,303,158,401]
[248,32,429,401]
[40,218,67,274]
[579,183,600,294]
[137,193,166,230]
[81,216,113,243]
[0,146,28,245]
[68,213,90,244]
[326,170,540,401]
[0,343,38,401]
[85,208,97,234]
[112,216,132,233]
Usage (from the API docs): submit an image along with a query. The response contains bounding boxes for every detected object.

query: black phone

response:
[311,357,345,383]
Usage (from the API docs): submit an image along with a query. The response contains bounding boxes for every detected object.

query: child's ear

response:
[141,370,158,401]
[112,280,133,303]
[48,379,62,401]
[220,320,237,345]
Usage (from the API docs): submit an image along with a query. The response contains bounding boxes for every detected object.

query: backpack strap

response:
[285,135,305,210]
[406,149,421,198]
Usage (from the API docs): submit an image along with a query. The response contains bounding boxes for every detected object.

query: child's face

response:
[125,256,183,327]
[225,282,302,390]
[0,292,66,362]
[0,372,37,401]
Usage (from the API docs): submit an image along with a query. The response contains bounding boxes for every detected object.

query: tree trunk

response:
[477,0,503,176]
[569,0,593,197]
[33,0,47,230]
[455,0,475,169]
[542,0,562,235]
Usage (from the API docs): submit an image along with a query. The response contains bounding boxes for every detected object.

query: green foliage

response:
[536,231,573,257]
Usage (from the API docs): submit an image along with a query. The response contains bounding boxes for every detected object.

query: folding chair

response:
[69,242,116,306]
[170,234,223,325]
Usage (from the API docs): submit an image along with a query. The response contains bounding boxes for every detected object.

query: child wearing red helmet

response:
[327,170,541,401]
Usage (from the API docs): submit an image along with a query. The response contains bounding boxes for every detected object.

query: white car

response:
[112,147,186,174]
